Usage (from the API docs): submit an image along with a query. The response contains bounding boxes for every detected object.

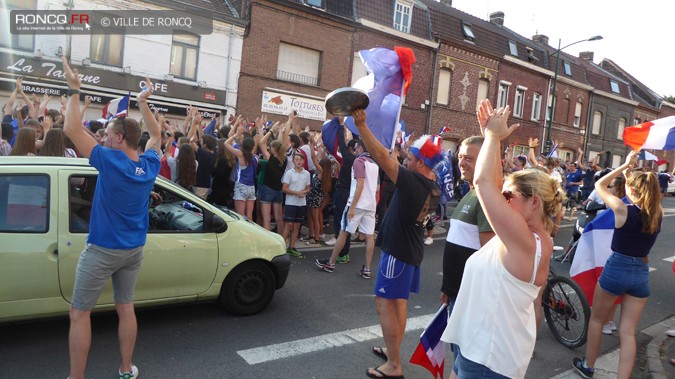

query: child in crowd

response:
[281,153,311,257]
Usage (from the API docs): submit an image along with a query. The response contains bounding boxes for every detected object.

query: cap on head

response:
[410,135,443,168]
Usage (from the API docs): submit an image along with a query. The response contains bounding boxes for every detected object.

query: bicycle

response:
[542,265,591,348]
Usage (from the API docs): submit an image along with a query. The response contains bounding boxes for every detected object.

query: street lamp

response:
[544,35,603,155]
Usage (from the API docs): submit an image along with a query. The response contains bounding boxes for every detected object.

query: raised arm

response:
[61,56,98,158]
[595,150,638,226]
[351,109,400,183]
[224,129,244,160]
[527,137,540,167]
[137,76,161,154]
[4,80,18,118]
[80,96,91,121]
[16,79,36,120]
[577,148,586,171]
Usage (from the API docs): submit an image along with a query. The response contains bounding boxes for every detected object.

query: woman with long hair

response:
[225,126,258,220]
[442,101,565,378]
[9,127,37,156]
[258,123,287,233]
[174,143,197,190]
[39,128,76,157]
[208,137,236,207]
[573,151,662,379]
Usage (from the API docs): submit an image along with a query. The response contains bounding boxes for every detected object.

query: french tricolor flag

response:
[322,117,343,164]
[410,304,447,379]
[570,198,630,305]
[623,116,675,150]
[102,95,129,119]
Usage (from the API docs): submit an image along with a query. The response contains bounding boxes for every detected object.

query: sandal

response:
[372,346,387,361]
[366,366,404,379]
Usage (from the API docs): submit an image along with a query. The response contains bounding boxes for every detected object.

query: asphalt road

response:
[2,200,675,379]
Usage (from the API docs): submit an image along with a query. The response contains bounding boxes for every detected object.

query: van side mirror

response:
[210,214,227,233]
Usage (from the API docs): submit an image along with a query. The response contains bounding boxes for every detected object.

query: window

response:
[475,79,489,112]
[437,70,452,105]
[634,117,641,126]
[170,33,199,80]
[512,145,529,157]
[610,80,620,94]
[497,81,510,108]
[617,117,626,140]
[612,155,623,168]
[462,22,476,42]
[69,175,96,233]
[563,98,571,124]
[573,102,582,128]
[546,94,554,122]
[0,175,49,233]
[509,41,518,56]
[592,111,602,135]
[531,93,542,121]
[90,34,124,66]
[305,0,324,7]
[563,61,572,76]
[514,86,526,117]
[277,43,320,86]
[351,52,368,86]
[393,2,412,33]
[0,0,36,51]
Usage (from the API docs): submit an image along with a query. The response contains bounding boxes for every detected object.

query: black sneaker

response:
[315,258,335,273]
[359,266,371,279]
[572,357,594,378]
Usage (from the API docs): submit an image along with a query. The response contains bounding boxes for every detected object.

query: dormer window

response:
[509,41,518,56]
[610,80,620,94]
[462,21,475,42]
[305,0,324,8]
[563,61,572,76]
[394,1,412,34]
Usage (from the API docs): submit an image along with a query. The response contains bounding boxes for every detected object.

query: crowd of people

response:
[2,69,671,379]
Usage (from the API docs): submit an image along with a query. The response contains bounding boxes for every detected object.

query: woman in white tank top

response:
[441,100,565,379]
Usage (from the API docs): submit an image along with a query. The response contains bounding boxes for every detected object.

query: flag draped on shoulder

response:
[322,117,343,164]
[102,95,129,119]
[623,116,675,150]
[345,46,416,149]
[410,304,447,379]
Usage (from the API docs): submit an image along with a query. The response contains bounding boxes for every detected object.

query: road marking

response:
[236,313,434,365]
[649,267,656,272]
[664,256,675,263]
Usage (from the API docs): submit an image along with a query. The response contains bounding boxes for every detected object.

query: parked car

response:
[0,157,290,322]
[668,178,675,195]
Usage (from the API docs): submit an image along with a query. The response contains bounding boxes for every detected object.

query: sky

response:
[450,0,675,97]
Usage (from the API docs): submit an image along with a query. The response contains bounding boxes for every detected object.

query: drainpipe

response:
[585,91,595,164]
[542,77,552,156]
[427,40,440,135]
[224,23,235,116]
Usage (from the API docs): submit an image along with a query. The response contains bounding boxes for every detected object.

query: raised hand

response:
[137,76,154,102]
[15,77,24,92]
[528,137,539,148]
[476,99,494,136]
[484,105,519,141]
[60,56,81,89]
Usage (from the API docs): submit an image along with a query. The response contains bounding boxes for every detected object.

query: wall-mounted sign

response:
[261,90,326,121]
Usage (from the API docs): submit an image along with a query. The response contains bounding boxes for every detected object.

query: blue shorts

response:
[599,252,650,298]
[373,251,420,299]
[453,346,509,379]
[284,205,306,223]
[259,185,283,203]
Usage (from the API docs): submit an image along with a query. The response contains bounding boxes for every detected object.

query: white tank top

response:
[441,233,542,379]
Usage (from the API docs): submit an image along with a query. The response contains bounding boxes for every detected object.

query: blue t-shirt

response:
[88,145,161,249]
[565,168,582,193]
[236,155,259,186]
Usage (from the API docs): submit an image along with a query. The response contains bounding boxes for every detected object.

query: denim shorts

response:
[373,251,420,299]
[599,251,650,298]
[233,182,256,201]
[71,243,144,310]
[259,185,283,204]
[453,346,509,379]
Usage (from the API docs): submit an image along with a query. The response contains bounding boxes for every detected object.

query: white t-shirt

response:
[282,168,311,206]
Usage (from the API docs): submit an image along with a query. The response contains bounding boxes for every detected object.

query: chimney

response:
[532,34,549,46]
[489,11,504,26]
[441,0,452,6]
[579,51,594,61]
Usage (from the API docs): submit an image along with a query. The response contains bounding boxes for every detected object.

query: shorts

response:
[453,345,509,378]
[373,251,420,300]
[599,251,650,298]
[284,204,307,223]
[259,185,283,203]
[192,186,210,200]
[341,206,376,235]
[233,182,256,201]
[71,243,144,311]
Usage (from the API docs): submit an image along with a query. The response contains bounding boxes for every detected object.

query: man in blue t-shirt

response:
[565,162,583,220]
[62,57,161,379]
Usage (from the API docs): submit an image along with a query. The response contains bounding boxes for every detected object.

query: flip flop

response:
[372,346,387,361]
[366,366,404,379]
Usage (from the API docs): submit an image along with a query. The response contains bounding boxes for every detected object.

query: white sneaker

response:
[602,324,613,335]
[666,329,675,337]
[119,364,139,379]
[608,320,617,331]
[324,237,337,246]
[318,234,327,241]
[424,237,433,245]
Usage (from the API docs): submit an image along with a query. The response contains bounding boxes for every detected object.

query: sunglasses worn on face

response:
[502,190,516,203]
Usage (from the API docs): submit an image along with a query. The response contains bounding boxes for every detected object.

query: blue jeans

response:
[453,346,509,379]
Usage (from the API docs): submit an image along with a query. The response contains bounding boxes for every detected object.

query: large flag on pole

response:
[345,47,415,149]
[410,304,447,379]
[102,95,129,119]
[623,116,675,150]
[322,117,343,164]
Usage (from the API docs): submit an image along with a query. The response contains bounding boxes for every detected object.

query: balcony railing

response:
[276,70,318,86]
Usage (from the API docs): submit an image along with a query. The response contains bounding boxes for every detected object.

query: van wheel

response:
[220,261,275,316]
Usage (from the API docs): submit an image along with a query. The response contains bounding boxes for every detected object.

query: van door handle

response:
[53,249,58,256]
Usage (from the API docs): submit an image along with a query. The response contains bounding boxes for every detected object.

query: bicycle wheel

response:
[542,276,591,348]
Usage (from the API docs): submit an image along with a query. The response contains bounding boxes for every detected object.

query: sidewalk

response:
[550,315,675,379]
